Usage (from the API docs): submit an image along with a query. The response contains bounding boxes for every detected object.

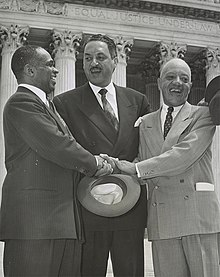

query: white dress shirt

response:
[89,82,119,120]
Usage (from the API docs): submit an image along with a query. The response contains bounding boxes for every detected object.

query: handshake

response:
[94,154,136,177]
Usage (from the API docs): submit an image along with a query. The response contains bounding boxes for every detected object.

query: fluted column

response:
[0,24,29,188]
[158,41,187,105]
[189,54,206,105]
[112,36,133,87]
[141,46,160,111]
[205,47,220,200]
[51,29,82,96]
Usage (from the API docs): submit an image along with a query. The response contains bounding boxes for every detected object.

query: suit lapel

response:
[141,110,164,157]
[111,86,136,156]
[17,87,69,135]
[78,83,118,144]
[161,102,193,153]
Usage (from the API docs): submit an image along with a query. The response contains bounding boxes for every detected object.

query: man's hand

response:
[99,154,121,173]
[94,155,113,177]
[114,160,136,175]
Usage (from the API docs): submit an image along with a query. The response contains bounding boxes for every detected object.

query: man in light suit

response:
[109,58,220,277]
[54,34,151,277]
[0,45,112,276]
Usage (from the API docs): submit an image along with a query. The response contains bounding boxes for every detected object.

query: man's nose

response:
[91,57,98,66]
[173,76,181,84]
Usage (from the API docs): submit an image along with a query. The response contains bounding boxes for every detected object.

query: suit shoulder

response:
[54,83,88,102]
[117,85,145,98]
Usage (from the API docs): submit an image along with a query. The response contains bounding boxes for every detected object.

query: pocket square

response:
[134,117,143,127]
[195,182,214,191]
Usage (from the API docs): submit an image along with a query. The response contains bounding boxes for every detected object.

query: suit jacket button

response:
[155,186,159,190]
[184,195,189,200]
[152,202,157,207]
[180,179,184,183]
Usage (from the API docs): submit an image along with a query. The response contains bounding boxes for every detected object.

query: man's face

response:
[158,59,192,107]
[34,48,58,94]
[83,41,118,87]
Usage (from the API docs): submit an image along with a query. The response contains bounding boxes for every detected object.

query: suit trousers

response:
[3,239,82,277]
[81,228,145,277]
[152,233,220,277]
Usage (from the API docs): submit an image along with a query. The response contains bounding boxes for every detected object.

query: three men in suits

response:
[0,45,112,276]
[54,34,151,276]
[110,58,220,277]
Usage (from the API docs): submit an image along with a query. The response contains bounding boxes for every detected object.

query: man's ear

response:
[24,64,35,77]
[113,56,118,67]
[157,77,161,91]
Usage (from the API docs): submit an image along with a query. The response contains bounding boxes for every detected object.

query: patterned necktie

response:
[163,106,174,139]
[98,88,119,131]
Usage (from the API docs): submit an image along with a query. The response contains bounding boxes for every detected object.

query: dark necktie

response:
[98,89,119,131]
[163,106,174,139]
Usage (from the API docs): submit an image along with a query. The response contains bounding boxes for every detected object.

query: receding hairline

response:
[160,58,191,77]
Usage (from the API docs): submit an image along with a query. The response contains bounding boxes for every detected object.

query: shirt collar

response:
[89,82,115,97]
[18,84,48,106]
[162,103,183,114]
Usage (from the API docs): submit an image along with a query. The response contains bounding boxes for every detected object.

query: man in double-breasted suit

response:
[112,58,220,277]
[0,45,112,277]
[54,34,151,277]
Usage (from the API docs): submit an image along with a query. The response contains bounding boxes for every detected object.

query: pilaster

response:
[205,47,220,200]
[51,29,82,95]
[112,36,133,87]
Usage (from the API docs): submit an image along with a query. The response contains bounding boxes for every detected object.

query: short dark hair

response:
[11,45,42,80]
[85,34,117,59]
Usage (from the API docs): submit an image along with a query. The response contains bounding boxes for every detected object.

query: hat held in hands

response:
[77,174,141,217]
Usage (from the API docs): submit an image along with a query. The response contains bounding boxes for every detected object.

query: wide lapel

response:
[141,109,164,157]
[161,102,193,153]
[45,104,69,135]
[78,83,117,144]
[111,86,135,155]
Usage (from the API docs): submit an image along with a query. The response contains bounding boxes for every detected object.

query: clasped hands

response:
[94,154,136,177]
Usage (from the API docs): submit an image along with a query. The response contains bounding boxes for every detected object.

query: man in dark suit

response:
[54,34,151,277]
[0,45,112,277]
[205,75,220,125]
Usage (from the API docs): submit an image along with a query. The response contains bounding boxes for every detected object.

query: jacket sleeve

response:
[4,95,97,176]
[136,108,215,179]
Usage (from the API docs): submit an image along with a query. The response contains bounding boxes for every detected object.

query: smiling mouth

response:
[170,88,181,94]
[90,68,101,74]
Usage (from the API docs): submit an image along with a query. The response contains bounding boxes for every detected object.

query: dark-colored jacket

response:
[54,83,151,231]
[0,86,97,239]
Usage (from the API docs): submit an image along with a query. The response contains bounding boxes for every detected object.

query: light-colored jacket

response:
[137,102,220,240]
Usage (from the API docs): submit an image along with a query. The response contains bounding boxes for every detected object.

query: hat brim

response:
[77,174,141,217]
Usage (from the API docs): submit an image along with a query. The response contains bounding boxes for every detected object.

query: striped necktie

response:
[163,106,174,139]
[98,88,119,131]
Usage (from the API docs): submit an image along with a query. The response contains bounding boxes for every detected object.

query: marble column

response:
[205,47,220,200]
[0,24,29,190]
[51,29,82,96]
[112,36,133,87]
[141,47,160,111]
